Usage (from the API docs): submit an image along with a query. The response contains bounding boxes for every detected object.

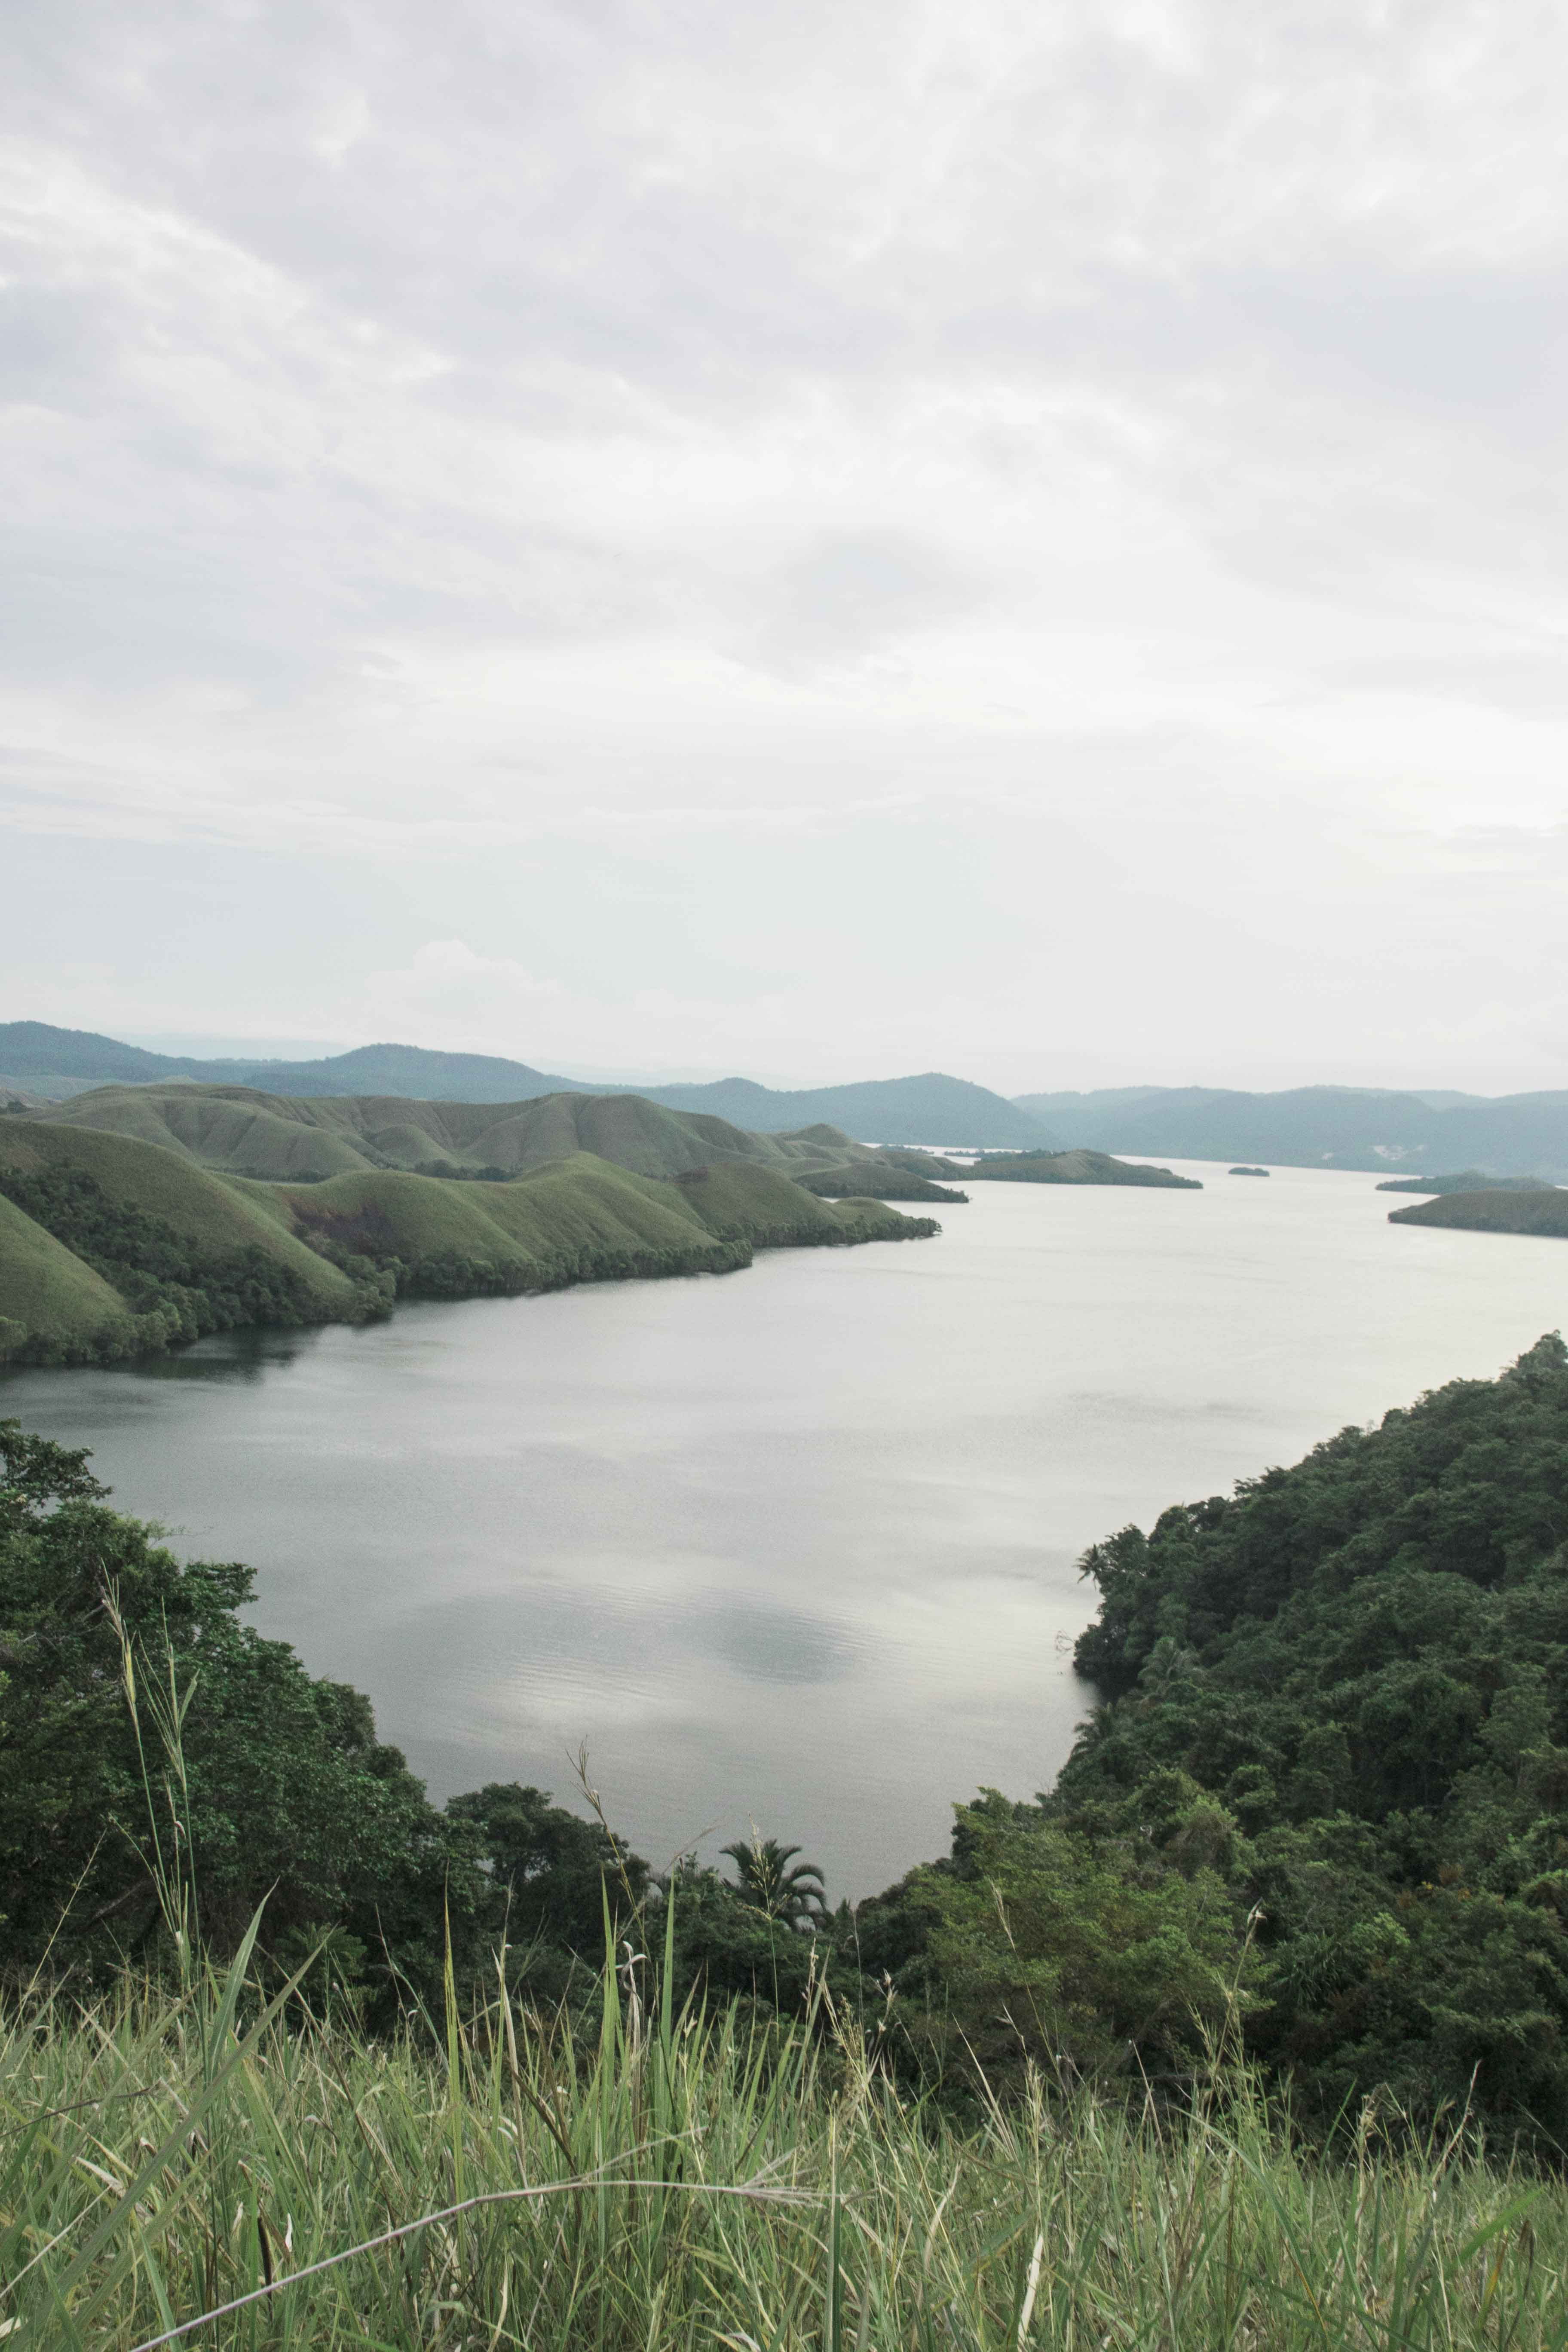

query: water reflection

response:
[95,1326,325,1386]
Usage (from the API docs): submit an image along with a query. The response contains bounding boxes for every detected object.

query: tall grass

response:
[6,1927,1568,2351]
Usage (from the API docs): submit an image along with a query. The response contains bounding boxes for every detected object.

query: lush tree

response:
[721,1838,827,1929]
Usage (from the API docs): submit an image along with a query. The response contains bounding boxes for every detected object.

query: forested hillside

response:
[879,1334,1568,2138]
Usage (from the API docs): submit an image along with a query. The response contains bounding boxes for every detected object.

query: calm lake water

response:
[4,1165,1566,1897]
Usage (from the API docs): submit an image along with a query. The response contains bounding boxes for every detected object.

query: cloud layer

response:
[5,1,1568,1089]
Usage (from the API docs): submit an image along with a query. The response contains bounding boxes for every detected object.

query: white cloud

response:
[4,0,1568,1088]
[360,941,562,1046]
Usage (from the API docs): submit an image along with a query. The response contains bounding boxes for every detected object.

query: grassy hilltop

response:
[0,1112,937,1363]
[31,1081,936,1186]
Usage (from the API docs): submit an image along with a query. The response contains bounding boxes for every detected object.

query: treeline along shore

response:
[9,1341,1568,2339]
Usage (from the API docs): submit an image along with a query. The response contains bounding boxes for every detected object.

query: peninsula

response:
[1387,1188,1568,1240]
[0,1092,940,1365]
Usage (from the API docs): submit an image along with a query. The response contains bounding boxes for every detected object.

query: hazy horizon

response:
[29,1023,1565,1104]
[6,4,1567,1095]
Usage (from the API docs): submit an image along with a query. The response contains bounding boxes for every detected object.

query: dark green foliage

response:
[445,1781,646,1969]
[412,1160,512,1181]
[721,1837,827,1927]
[1050,1336,1568,2138]
[0,1160,332,1356]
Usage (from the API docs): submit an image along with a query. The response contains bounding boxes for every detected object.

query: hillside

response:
[30,1083,904,1185]
[0,1186,137,1361]
[965,1148,1200,1188]
[1387,1188,1568,1237]
[0,1118,937,1363]
[0,1118,364,1360]
[1033,1334,1568,2137]
[1017,1082,1568,1178]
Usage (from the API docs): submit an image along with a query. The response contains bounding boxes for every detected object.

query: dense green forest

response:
[9,1337,1568,2150]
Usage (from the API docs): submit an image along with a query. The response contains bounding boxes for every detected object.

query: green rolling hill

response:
[0,1115,937,1365]
[27,1083,931,1187]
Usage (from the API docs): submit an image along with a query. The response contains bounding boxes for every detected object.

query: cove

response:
[4,1164,1565,1898]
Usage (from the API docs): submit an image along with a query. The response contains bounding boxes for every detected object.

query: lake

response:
[4,1164,1565,1898]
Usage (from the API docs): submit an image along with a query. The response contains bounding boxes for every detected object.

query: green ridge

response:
[34,1082,894,1184]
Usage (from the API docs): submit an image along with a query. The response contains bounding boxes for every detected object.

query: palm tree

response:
[721,1837,827,1930]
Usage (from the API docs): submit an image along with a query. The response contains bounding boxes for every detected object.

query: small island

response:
[965,1148,1200,1189]
[1228,1165,1270,1177]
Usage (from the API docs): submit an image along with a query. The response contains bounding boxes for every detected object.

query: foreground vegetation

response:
[11,1338,1568,2337]
[10,1948,1568,2351]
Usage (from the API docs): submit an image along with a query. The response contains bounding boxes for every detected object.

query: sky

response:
[4,0,1568,1096]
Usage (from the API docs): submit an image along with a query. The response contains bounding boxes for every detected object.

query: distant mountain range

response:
[1017,1084,1568,1179]
[0,1025,1050,1147]
[13,1026,1568,1171]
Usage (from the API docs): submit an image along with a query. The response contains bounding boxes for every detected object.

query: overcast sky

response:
[4,2,1567,1094]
